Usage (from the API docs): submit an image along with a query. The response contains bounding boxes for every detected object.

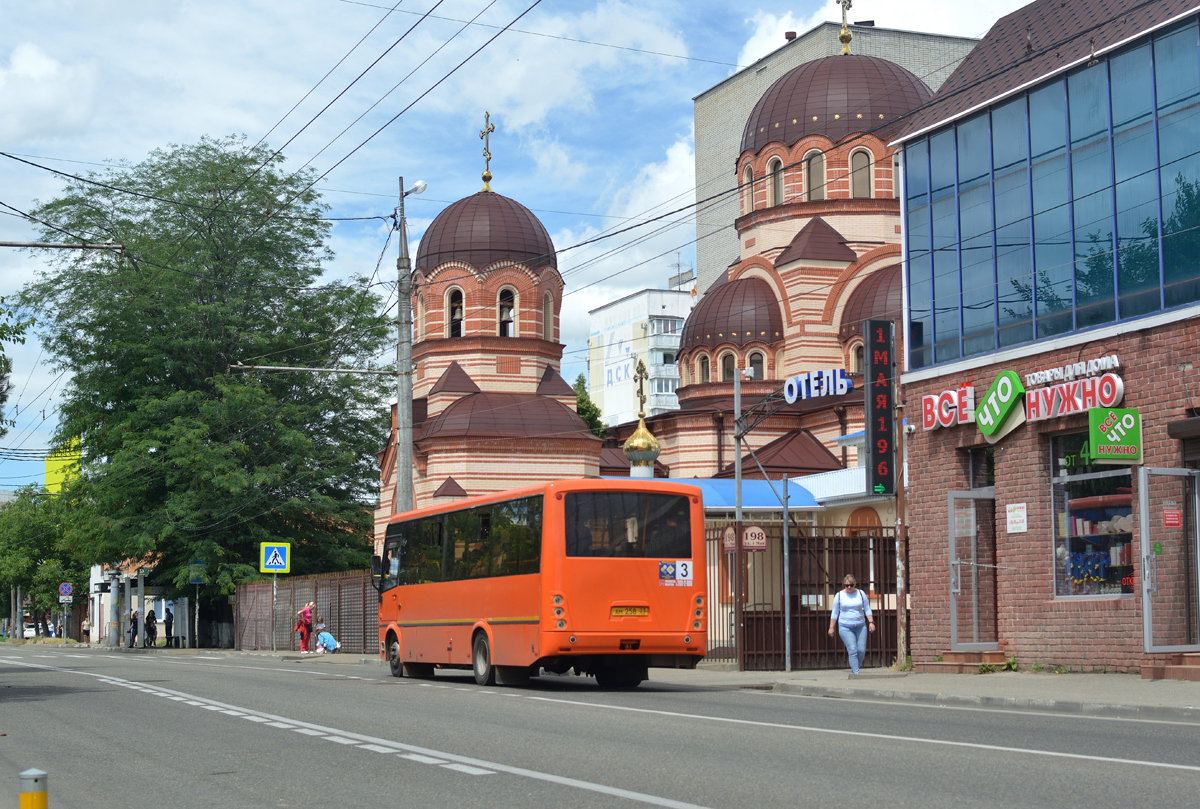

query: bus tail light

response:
[692,621,701,629]
[557,620,566,629]
[684,635,691,644]
[694,596,703,606]
[694,608,702,617]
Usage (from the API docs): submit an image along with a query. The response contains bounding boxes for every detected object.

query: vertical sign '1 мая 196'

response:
[864,319,895,496]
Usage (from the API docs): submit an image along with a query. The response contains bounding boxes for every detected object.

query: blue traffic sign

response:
[260,543,290,574]
[59,582,72,597]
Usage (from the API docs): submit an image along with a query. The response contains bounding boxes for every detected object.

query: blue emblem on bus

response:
[659,561,676,579]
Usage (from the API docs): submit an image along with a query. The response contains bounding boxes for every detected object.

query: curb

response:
[772,682,1200,723]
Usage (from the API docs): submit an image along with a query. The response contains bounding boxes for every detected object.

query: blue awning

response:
[684,478,819,511]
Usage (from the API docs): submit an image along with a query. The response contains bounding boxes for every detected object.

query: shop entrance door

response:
[1138,467,1200,652]
[948,489,998,650]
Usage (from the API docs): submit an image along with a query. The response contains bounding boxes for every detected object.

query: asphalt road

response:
[2,646,1198,808]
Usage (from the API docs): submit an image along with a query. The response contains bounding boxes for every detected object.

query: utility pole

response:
[733,364,747,672]
[893,317,909,669]
[394,176,415,517]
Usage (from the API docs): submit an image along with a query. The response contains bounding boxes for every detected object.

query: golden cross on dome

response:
[634,357,648,418]
[839,0,853,55]
[480,111,495,191]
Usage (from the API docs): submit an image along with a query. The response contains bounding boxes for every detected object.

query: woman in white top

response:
[827,574,874,674]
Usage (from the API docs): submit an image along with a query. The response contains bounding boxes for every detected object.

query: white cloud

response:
[0,43,97,142]
[530,138,586,185]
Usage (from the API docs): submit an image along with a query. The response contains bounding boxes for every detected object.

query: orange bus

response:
[373,478,707,688]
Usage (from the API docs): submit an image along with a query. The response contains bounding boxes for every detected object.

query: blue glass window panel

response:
[1111,43,1162,318]
[1069,63,1115,328]
[905,140,932,368]
[957,114,996,355]
[1029,80,1073,337]
[1155,22,1200,308]
[992,97,1032,346]
[930,130,960,362]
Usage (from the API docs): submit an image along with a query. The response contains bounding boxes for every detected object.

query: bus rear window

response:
[564,492,691,558]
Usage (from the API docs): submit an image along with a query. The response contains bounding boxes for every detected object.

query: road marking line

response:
[292,728,325,736]
[220,710,245,715]
[168,696,187,701]
[441,763,494,776]
[265,721,295,728]
[184,700,205,705]
[359,744,400,754]
[242,715,270,722]
[400,753,448,765]
[324,736,360,745]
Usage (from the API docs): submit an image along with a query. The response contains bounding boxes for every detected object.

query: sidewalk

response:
[94,646,1200,723]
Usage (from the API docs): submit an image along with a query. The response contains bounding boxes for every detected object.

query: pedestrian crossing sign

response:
[260,542,290,574]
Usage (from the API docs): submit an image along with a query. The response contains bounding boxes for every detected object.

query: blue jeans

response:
[837,623,868,674]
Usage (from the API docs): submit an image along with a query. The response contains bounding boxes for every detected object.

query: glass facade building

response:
[905,18,1200,368]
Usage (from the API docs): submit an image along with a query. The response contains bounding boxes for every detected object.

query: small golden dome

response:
[623,416,660,467]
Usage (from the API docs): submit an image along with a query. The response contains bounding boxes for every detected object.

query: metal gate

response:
[706,522,900,670]
[235,571,378,654]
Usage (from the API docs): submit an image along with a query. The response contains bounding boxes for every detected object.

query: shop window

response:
[748,351,764,380]
[768,158,784,206]
[699,355,710,384]
[721,353,736,382]
[1050,432,1135,598]
[967,446,994,488]
[851,151,871,199]
[498,288,515,337]
[806,152,825,201]
[448,289,464,338]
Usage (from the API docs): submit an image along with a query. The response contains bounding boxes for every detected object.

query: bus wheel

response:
[472,633,495,686]
[387,636,403,678]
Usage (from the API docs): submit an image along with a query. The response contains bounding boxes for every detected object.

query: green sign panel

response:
[1088,407,1142,464]
[976,370,1026,443]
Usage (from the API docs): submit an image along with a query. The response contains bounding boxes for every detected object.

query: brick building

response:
[374,179,601,552]
[896,0,1200,674]
[610,43,924,515]
[693,21,977,293]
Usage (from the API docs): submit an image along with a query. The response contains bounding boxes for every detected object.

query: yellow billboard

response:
[44,438,81,494]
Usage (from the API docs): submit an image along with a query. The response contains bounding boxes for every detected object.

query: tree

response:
[0,486,88,636]
[0,298,33,438]
[19,135,391,597]
[573,373,606,438]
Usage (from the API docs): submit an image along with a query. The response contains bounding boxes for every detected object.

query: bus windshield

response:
[564,491,691,558]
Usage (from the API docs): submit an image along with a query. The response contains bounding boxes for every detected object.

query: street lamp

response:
[394,177,426,517]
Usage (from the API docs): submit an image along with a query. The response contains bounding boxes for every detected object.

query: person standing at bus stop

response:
[295,601,314,653]
[827,575,873,674]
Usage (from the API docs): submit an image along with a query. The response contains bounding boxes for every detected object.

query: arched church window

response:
[851,151,871,199]
[498,288,515,337]
[852,343,865,373]
[415,295,424,341]
[769,158,784,207]
[721,353,736,382]
[749,351,764,381]
[806,152,825,201]
[448,289,464,338]
[699,355,710,384]
[742,166,754,214]
[542,293,553,341]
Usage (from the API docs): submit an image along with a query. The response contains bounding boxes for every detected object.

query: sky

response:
[0,0,1026,488]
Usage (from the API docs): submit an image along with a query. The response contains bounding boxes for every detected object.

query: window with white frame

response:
[851,151,871,199]
[498,288,515,337]
[806,152,825,201]
[769,158,784,206]
[448,289,464,338]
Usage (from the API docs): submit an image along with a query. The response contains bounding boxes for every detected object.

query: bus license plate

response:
[611,606,649,617]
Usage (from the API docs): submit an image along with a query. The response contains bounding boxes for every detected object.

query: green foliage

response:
[573,373,606,438]
[1004,655,1019,672]
[978,663,998,673]
[0,298,33,438]
[1030,662,1044,673]
[0,486,89,627]
[19,135,391,597]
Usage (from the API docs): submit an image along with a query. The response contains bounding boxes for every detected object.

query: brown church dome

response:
[681,276,783,353]
[416,191,557,272]
[838,264,901,341]
[741,55,931,154]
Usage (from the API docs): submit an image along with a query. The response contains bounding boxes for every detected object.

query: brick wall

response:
[904,318,1200,670]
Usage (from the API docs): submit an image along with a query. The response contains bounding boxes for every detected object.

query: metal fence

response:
[235,571,378,655]
[706,522,902,671]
